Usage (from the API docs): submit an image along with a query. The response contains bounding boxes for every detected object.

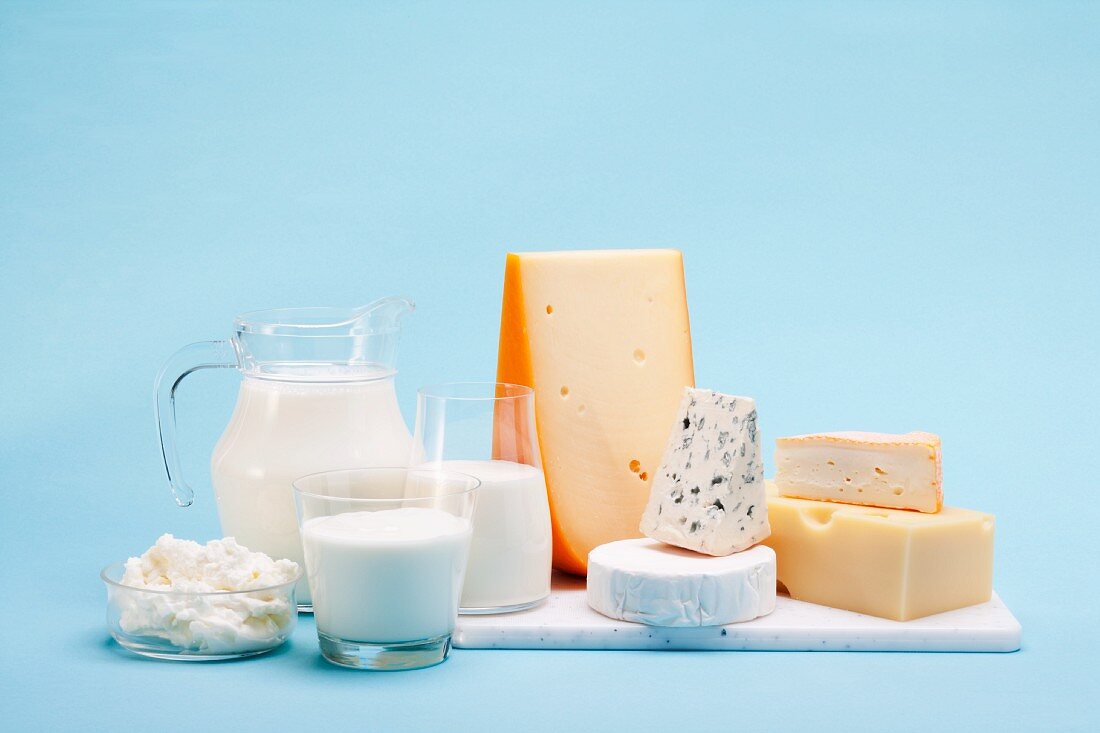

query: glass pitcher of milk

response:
[153,297,415,608]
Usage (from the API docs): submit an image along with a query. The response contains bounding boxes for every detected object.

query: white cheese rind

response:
[639,388,770,555]
[586,539,776,627]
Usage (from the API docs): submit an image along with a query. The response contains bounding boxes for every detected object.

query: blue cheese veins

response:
[639,388,770,556]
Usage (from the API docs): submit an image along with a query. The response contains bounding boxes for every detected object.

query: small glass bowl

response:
[101,563,300,661]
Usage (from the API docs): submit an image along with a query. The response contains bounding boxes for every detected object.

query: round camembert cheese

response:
[586,539,776,627]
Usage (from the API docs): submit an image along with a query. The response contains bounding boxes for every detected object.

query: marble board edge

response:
[453,579,1022,653]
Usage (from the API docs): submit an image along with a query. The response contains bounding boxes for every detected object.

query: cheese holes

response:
[633,348,646,365]
[805,505,835,527]
[629,460,641,473]
[826,460,836,466]
[893,487,904,496]
[874,467,886,476]
[559,386,569,398]
[546,305,554,315]
[639,472,648,481]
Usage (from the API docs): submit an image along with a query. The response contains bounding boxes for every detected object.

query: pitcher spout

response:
[347,296,416,335]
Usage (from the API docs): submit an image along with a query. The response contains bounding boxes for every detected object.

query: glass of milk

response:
[292,467,479,670]
[411,382,552,614]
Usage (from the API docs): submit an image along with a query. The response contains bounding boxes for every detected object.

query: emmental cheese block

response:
[587,539,776,627]
[639,388,770,555]
[496,250,695,575]
[775,431,943,513]
[762,481,994,621]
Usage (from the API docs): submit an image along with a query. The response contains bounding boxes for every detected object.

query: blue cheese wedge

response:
[587,539,776,626]
[639,388,770,555]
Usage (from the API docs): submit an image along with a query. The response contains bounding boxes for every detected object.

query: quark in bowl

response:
[102,534,301,661]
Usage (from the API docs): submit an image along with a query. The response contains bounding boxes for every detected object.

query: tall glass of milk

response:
[411,382,552,614]
[293,467,479,671]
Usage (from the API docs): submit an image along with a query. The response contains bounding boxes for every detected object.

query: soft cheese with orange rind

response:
[775,431,943,513]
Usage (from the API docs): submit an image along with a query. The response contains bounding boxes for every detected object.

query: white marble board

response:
[454,573,1021,652]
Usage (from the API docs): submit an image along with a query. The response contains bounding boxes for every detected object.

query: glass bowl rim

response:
[100,562,302,596]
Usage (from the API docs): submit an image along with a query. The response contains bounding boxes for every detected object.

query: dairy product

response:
[437,460,551,610]
[587,539,776,627]
[302,508,472,643]
[775,431,943,513]
[212,376,411,603]
[762,481,994,620]
[640,388,770,555]
[496,249,695,574]
[116,534,299,653]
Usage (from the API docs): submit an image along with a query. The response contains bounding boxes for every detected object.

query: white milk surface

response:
[301,508,472,644]
[211,377,411,604]
[439,460,551,609]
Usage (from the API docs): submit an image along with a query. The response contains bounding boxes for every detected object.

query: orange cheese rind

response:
[775,490,944,515]
[776,431,940,449]
[496,254,590,576]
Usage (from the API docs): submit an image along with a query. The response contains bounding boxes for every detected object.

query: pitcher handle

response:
[154,340,239,507]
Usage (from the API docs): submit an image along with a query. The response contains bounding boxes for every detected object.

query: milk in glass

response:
[301,508,472,643]
[438,459,552,609]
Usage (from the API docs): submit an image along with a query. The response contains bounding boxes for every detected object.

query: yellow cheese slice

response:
[762,481,994,621]
[775,431,943,513]
[496,250,695,575]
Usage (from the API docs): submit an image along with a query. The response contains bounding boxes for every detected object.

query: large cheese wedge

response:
[775,431,943,513]
[762,481,993,621]
[496,250,694,575]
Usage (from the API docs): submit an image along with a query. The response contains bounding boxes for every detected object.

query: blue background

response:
[2,1,1098,730]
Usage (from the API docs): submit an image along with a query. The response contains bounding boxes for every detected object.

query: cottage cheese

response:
[116,534,300,653]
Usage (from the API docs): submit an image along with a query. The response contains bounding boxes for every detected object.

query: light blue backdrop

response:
[2,1,1097,731]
